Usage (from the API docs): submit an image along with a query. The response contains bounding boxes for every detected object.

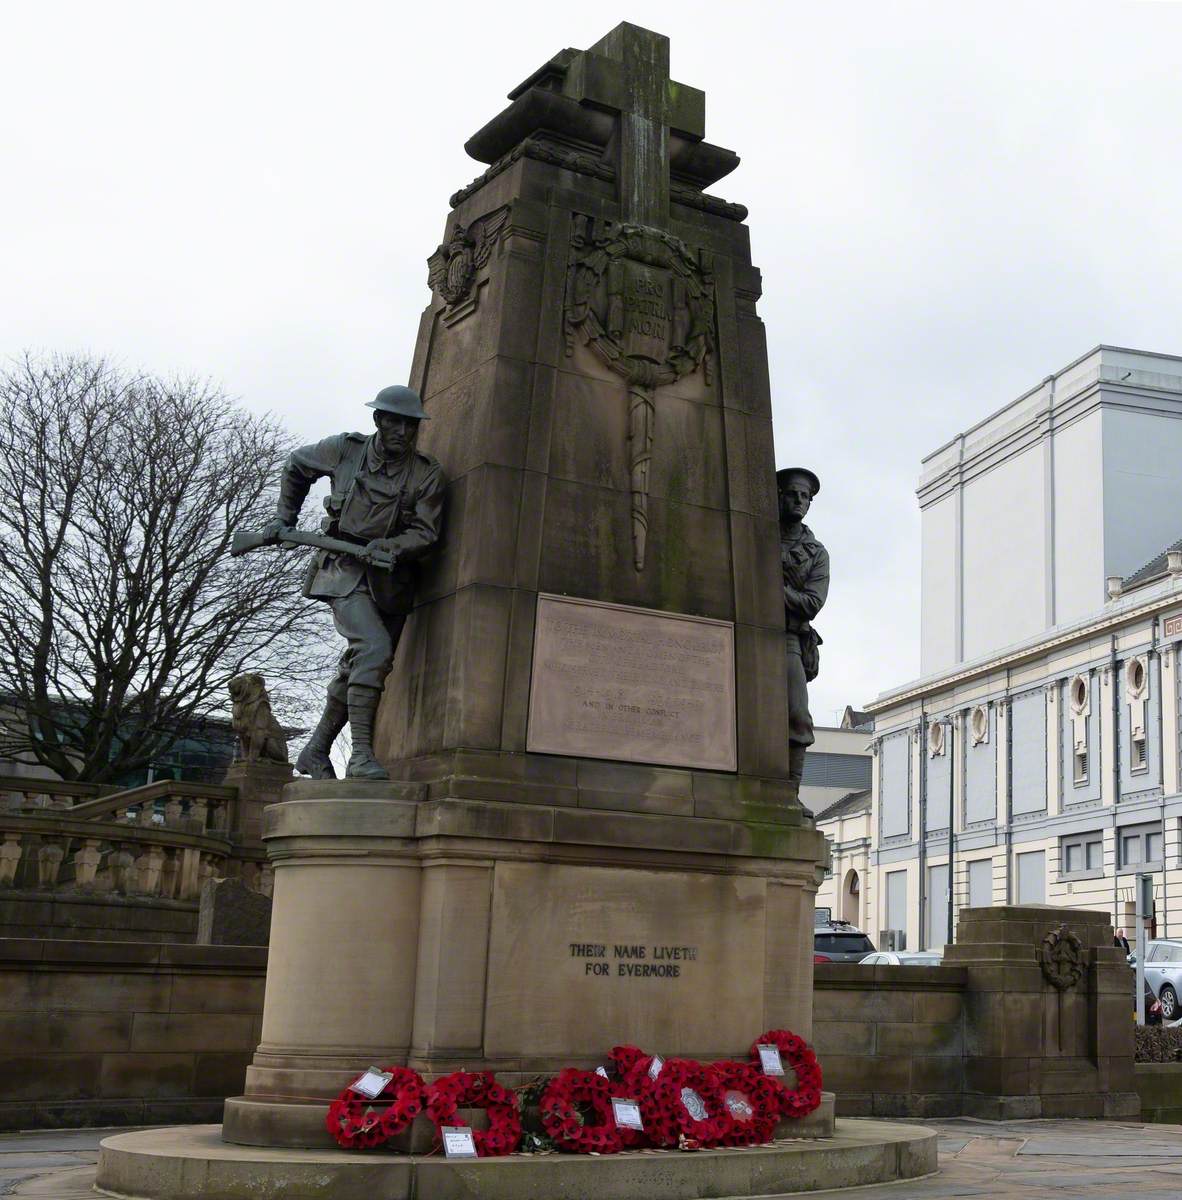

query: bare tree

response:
[0,353,330,782]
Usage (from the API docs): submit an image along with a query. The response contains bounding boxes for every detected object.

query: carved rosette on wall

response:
[1040,924,1085,990]
[564,215,716,571]
[427,207,509,324]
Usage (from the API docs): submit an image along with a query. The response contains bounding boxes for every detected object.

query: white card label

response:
[596,1065,609,1078]
[680,1087,708,1121]
[611,1098,644,1130]
[442,1126,478,1158]
[724,1089,754,1120]
[757,1044,785,1075]
[348,1067,393,1099]
[647,1054,664,1080]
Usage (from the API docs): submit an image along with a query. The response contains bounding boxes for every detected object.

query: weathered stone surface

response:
[196,878,271,948]
[484,861,764,1060]
[100,1120,938,1200]
[0,940,265,1131]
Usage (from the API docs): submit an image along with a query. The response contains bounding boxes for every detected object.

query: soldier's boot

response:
[788,743,807,785]
[788,743,810,812]
[295,696,347,779]
[346,685,390,780]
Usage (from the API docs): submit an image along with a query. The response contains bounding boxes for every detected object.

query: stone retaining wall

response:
[0,890,198,943]
[0,938,265,1129]
[814,963,967,1117]
[1135,1063,1182,1123]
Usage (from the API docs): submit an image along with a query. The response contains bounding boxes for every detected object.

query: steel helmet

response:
[776,467,820,497]
[367,385,429,420]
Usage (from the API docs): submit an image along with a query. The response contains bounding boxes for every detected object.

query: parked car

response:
[860,950,944,966]
[1142,977,1164,1025]
[814,920,875,963]
[1142,938,1182,1019]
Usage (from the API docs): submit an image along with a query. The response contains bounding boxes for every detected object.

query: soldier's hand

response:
[783,561,807,589]
[261,519,290,544]
[364,538,398,565]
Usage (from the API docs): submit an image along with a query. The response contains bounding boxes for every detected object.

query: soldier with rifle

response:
[236,386,444,779]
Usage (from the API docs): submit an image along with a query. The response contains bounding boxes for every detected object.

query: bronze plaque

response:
[526,594,737,771]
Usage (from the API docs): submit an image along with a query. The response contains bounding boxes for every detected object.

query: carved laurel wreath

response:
[563,215,716,571]
[1039,924,1085,991]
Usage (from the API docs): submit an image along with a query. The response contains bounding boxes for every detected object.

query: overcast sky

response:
[6,1,1182,724]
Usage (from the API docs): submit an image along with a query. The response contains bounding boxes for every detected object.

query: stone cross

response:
[564,23,706,228]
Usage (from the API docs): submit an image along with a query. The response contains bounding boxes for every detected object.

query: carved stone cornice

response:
[449,138,747,222]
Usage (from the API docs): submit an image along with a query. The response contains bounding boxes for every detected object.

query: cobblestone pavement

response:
[5,1118,1182,1198]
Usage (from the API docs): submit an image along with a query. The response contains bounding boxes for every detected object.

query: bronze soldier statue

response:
[261,386,445,780]
[777,467,830,798]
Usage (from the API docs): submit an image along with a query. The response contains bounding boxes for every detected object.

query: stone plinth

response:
[100,1120,937,1200]
[944,904,1140,1120]
[222,780,825,1149]
[222,760,294,842]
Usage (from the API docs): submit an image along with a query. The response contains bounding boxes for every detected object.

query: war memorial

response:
[94,21,941,1198]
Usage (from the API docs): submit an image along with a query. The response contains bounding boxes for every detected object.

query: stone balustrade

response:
[0,774,107,810]
[0,811,250,902]
[0,773,278,916]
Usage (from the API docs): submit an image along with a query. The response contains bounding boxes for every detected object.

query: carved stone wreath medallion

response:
[427,207,509,320]
[1040,924,1085,991]
[563,215,716,571]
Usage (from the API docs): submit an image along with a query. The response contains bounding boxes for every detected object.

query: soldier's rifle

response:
[230,527,396,570]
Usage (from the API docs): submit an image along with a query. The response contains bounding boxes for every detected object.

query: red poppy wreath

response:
[539,1067,625,1154]
[425,1070,522,1157]
[640,1058,733,1148]
[750,1029,823,1118]
[325,1066,426,1150]
[710,1060,781,1145]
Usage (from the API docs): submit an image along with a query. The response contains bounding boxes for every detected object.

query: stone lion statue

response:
[228,673,288,764]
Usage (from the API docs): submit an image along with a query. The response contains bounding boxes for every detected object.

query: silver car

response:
[1143,939,1182,1019]
[860,951,944,967]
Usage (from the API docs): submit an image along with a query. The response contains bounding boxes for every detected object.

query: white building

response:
[800,725,872,818]
[862,346,1182,951]
[920,346,1182,673]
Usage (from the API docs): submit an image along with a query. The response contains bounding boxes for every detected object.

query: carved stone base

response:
[99,1118,936,1200]
[221,779,824,1149]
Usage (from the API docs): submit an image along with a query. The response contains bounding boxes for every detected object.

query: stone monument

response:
[219,18,825,1150]
[98,22,937,1199]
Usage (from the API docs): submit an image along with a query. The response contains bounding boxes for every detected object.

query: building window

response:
[1016,849,1046,904]
[1118,822,1163,871]
[1132,736,1148,773]
[1061,832,1103,877]
[967,857,992,908]
[926,864,950,949]
[1074,749,1088,784]
[927,720,946,758]
[1069,673,1090,787]
[970,705,989,746]
[884,870,908,948]
[1126,656,1150,775]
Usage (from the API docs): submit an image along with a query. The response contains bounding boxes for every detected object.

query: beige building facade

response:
[860,346,1182,950]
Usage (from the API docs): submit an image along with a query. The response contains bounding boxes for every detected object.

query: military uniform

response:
[277,431,445,701]
[782,521,830,752]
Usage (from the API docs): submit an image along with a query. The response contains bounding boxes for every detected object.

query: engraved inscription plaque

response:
[526,594,737,771]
